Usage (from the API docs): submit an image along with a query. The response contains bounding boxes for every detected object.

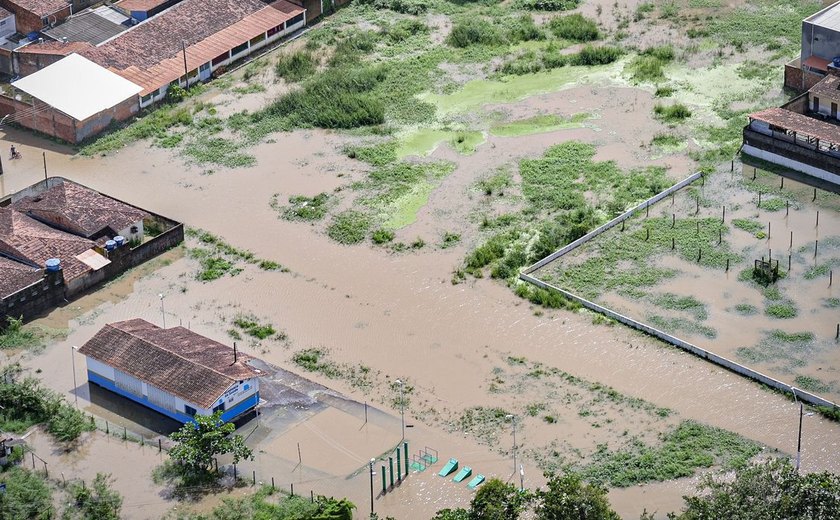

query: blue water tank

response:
[105,240,117,251]
[833,56,840,68]
[114,236,126,247]
[26,32,39,42]
[45,258,61,272]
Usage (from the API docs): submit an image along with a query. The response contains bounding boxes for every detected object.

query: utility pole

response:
[395,379,405,442]
[506,414,517,478]
[71,345,78,408]
[790,386,803,472]
[158,293,166,329]
[369,458,375,517]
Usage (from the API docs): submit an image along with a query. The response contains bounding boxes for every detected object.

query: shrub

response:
[383,18,429,42]
[447,19,505,48]
[508,14,545,42]
[275,50,317,82]
[569,45,623,65]
[549,14,600,41]
[357,0,431,14]
[654,103,692,123]
[372,229,395,244]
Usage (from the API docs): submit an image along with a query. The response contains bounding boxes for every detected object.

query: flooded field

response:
[534,167,840,403]
[1,0,839,517]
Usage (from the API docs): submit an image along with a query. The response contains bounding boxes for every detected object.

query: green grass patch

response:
[548,14,600,42]
[327,210,372,244]
[490,113,591,137]
[733,303,758,316]
[372,228,395,244]
[292,348,343,378]
[441,232,461,249]
[80,104,193,156]
[626,45,676,83]
[758,197,786,212]
[735,329,814,366]
[648,315,717,339]
[651,133,683,147]
[275,50,318,82]
[794,375,832,394]
[732,218,764,234]
[186,228,285,279]
[704,0,821,54]
[447,19,506,48]
[183,136,256,168]
[515,0,580,10]
[650,293,708,320]
[654,103,692,124]
[579,420,762,487]
[277,193,331,221]
[0,317,60,351]
[345,140,398,166]
[233,314,276,340]
[765,301,797,319]
[824,297,840,308]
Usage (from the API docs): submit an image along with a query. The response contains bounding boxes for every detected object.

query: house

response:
[82,0,305,108]
[78,319,261,424]
[742,106,840,185]
[1,53,142,144]
[0,0,71,35]
[786,1,840,92]
[12,39,92,76]
[0,177,183,326]
[42,7,129,45]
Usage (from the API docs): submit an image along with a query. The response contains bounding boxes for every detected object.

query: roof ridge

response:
[111,321,242,384]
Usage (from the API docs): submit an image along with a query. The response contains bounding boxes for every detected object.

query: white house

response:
[79,319,261,424]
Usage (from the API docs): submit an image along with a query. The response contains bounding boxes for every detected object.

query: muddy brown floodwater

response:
[2,82,839,520]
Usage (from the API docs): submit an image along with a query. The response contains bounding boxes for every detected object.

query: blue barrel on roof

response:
[114,236,126,247]
[27,32,39,42]
[833,56,840,68]
[105,240,117,251]
[45,258,61,272]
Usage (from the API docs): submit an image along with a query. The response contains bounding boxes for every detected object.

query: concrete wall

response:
[15,50,67,78]
[784,59,826,93]
[0,0,71,34]
[802,20,840,65]
[0,269,65,326]
[520,172,838,410]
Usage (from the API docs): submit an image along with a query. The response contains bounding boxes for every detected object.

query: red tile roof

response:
[749,107,840,145]
[79,319,260,408]
[4,0,68,17]
[808,74,840,104]
[13,180,148,238]
[0,256,42,299]
[16,40,94,56]
[0,208,93,281]
[114,0,169,12]
[83,0,304,95]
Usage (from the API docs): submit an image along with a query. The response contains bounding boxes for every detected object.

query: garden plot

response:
[533,166,840,402]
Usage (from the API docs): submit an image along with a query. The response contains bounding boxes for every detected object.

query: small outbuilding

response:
[3,52,141,143]
[79,319,261,424]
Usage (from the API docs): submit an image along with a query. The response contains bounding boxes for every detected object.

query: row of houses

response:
[0,177,182,324]
[0,0,347,143]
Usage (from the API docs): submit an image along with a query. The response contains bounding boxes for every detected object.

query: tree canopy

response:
[169,411,253,474]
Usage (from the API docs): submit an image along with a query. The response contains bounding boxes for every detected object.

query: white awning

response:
[12,53,142,121]
[75,249,111,271]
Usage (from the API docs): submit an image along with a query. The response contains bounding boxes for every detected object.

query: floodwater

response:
[536,167,840,402]
[2,80,839,520]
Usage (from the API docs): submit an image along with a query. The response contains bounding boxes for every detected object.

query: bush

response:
[447,19,505,48]
[357,0,431,14]
[508,14,545,42]
[654,103,692,123]
[275,50,317,82]
[383,18,429,42]
[372,229,395,244]
[549,14,600,42]
[569,45,624,65]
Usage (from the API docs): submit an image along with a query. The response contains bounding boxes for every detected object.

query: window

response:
[243,384,250,391]
[267,25,281,37]
[212,403,226,413]
[249,34,265,46]
[140,94,153,104]
[814,96,820,112]
[185,405,197,416]
[231,42,249,56]
[289,13,304,26]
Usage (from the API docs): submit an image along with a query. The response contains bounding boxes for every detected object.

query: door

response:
[814,96,820,113]
[199,62,211,81]
[831,102,837,119]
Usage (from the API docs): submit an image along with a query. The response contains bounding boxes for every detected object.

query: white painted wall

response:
[0,14,15,40]
[117,220,144,243]
[86,356,115,379]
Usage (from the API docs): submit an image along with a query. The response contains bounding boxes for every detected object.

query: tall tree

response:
[469,478,527,520]
[678,458,840,520]
[535,473,619,520]
[169,411,253,475]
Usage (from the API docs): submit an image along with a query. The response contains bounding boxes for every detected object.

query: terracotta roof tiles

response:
[0,256,42,299]
[15,40,94,55]
[749,107,840,145]
[4,0,68,17]
[79,319,260,408]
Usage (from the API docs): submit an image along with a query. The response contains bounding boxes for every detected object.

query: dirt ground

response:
[1,1,839,519]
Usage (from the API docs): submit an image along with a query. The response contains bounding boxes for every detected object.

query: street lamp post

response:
[790,386,803,472]
[505,414,517,477]
[395,379,405,442]
[369,458,376,518]
[71,345,78,408]
[158,293,166,329]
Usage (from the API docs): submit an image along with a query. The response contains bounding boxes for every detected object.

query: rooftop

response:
[43,10,128,45]
[5,0,69,17]
[0,208,94,281]
[749,107,840,145]
[83,0,303,95]
[15,40,94,55]
[79,319,260,409]
[0,7,11,18]
[12,53,142,121]
[809,74,840,102]
[13,179,149,238]
[0,256,42,299]
[806,1,840,32]
[114,0,171,13]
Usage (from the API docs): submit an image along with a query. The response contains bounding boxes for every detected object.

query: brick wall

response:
[784,62,825,93]
[15,51,65,77]
[0,270,65,328]
[0,1,71,34]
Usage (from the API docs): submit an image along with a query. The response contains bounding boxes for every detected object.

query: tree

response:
[169,411,253,475]
[535,473,619,520]
[61,473,123,520]
[312,496,355,520]
[469,478,527,520]
[0,466,53,519]
[677,458,840,520]
[431,509,470,520]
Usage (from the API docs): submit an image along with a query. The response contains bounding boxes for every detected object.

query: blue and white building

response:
[79,318,260,424]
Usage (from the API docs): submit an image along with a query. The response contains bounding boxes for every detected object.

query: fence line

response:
[519,172,839,410]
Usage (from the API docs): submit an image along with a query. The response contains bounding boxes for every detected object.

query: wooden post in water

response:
[758,192,762,207]
[816,211,820,227]
[790,231,793,250]
[788,255,791,272]
[719,229,722,245]
[816,240,819,258]
[726,258,730,272]
[272,477,275,490]
[645,228,649,241]
[696,196,699,215]
[672,213,675,228]
[698,248,702,262]
[813,188,817,201]
[768,222,771,240]
[291,483,294,496]
[780,177,784,190]
[722,206,725,223]
[830,270,833,287]
[646,202,649,218]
